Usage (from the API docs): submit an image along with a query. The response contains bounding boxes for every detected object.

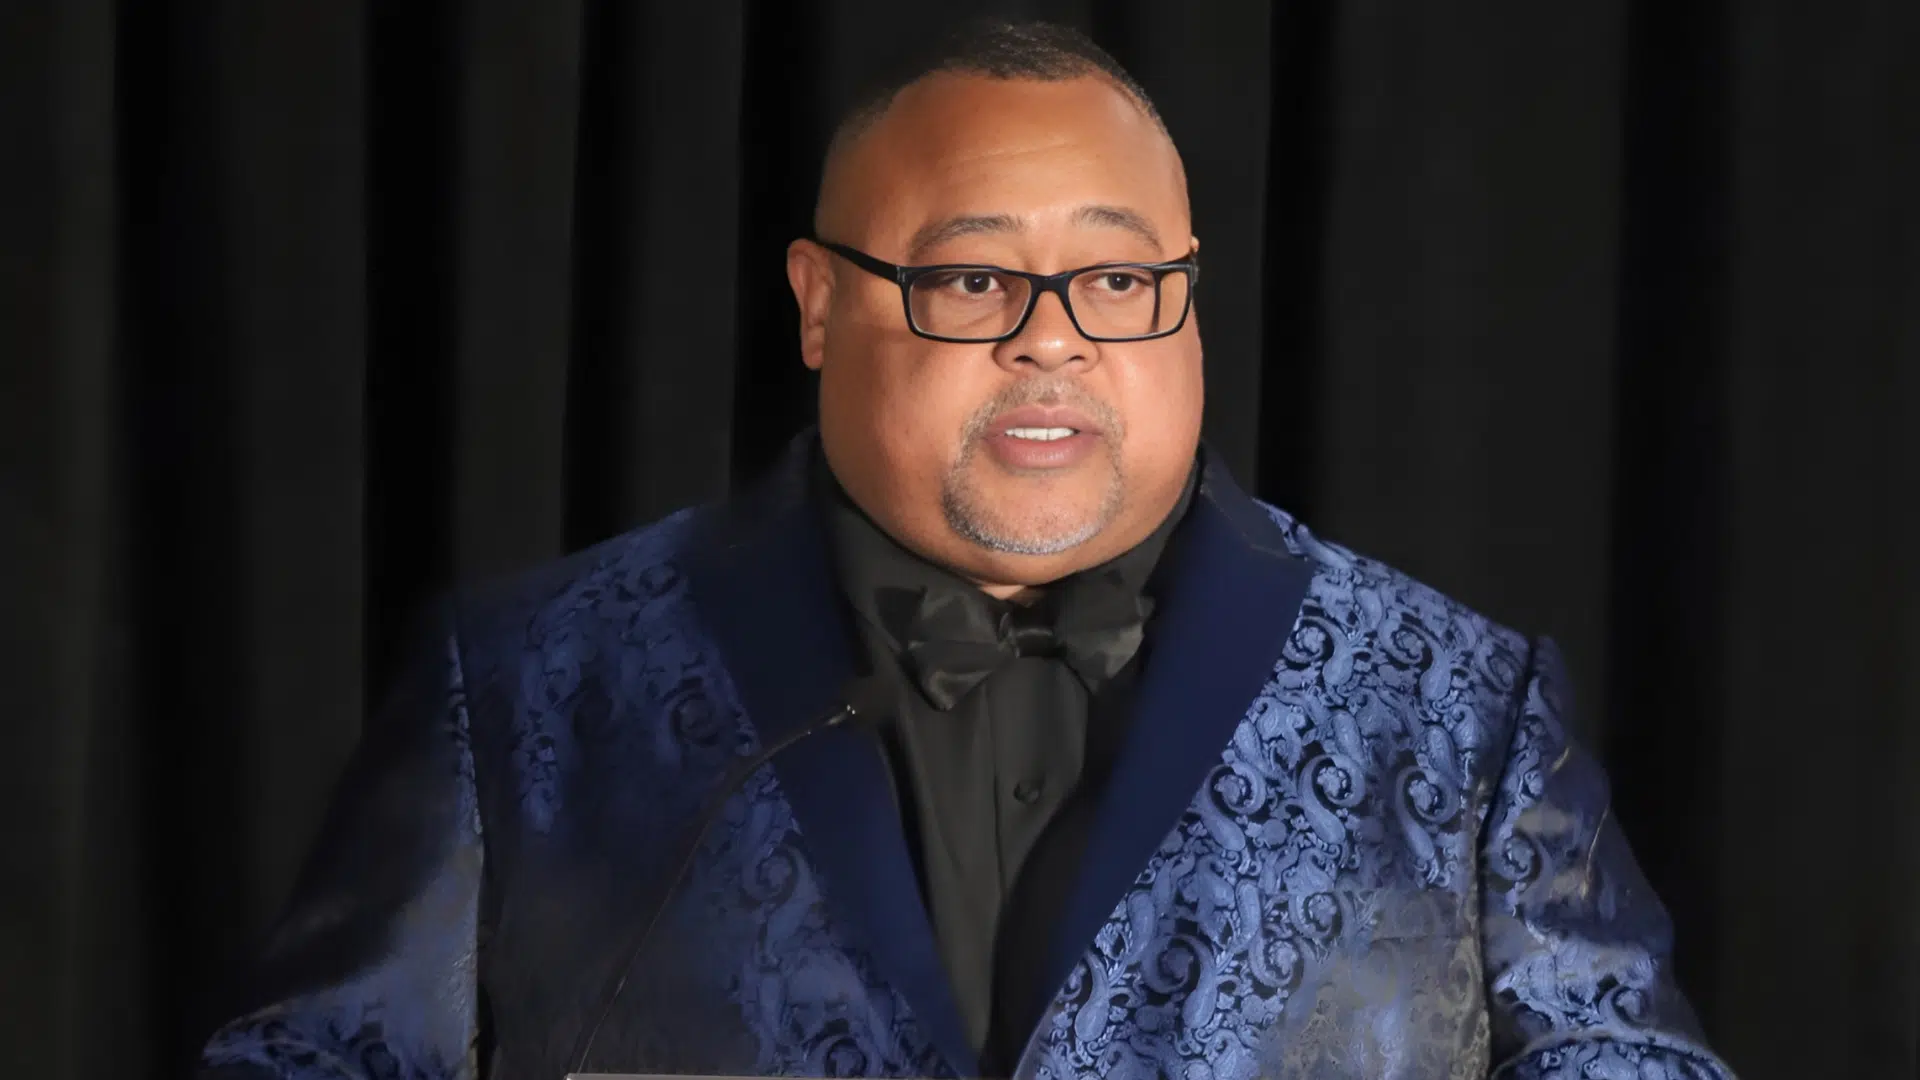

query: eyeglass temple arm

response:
[815,240,905,282]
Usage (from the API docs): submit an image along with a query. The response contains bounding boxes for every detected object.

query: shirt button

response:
[1013,778,1046,805]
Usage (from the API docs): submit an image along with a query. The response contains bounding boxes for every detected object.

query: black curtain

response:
[5,2,1916,1077]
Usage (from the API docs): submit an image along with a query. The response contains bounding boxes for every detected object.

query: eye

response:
[1081,268,1155,297]
[924,269,1005,296]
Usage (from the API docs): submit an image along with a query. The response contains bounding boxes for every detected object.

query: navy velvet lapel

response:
[680,436,979,1077]
[1039,449,1314,1013]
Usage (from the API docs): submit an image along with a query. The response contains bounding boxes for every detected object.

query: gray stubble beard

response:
[939,380,1127,557]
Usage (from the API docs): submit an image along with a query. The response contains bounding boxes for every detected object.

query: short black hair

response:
[827,18,1163,156]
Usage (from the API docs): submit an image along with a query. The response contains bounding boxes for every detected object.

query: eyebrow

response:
[1071,204,1163,251]
[904,204,1165,262]
[906,213,1022,260]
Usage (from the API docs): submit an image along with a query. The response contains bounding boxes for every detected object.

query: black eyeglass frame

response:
[816,239,1200,344]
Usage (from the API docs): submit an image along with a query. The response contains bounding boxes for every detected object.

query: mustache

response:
[958,378,1125,442]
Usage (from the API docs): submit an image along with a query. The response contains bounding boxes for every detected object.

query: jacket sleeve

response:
[198,614,485,1080]
[1479,637,1736,1079]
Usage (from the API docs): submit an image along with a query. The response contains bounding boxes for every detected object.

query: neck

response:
[976,581,1043,604]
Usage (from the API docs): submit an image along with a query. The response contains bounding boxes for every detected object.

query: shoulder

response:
[445,503,712,671]
[429,504,741,832]
[1254,499,1535,739]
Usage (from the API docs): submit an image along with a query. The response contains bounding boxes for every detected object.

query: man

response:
[201,20,1734,1080]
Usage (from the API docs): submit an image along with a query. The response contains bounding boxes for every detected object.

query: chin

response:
[946,465,1122,542]
[944,492,1114,557]
[971,522,1105,559]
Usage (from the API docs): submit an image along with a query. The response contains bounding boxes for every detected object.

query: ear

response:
[787,239,835,371]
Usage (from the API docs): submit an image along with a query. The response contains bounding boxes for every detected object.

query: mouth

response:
[978,405,1105,471]
[988,405,1101,441]
[1001,425,1082,442]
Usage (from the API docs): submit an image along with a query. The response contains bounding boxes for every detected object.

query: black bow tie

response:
[894,580,1153,710]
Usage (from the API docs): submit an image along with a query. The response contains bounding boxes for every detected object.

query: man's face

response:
[789,73,1203,592]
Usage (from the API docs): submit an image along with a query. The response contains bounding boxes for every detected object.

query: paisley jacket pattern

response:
[200,438,1733,1079]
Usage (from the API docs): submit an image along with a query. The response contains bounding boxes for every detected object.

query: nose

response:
[992,289,1091,373]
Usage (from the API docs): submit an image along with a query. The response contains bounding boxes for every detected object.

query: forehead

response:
[824,73,1189,254]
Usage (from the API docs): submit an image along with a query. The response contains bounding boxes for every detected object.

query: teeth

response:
[1004,426,1079,441]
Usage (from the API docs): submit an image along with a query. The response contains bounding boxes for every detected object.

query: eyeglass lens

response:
[907,266,1190,341]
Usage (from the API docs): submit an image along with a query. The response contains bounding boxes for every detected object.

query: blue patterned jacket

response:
[201,437,1734,1079]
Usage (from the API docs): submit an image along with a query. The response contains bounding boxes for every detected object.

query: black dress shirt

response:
[821,461,1196,1072]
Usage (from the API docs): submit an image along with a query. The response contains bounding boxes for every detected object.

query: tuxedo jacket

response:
[200,437,1733,1079]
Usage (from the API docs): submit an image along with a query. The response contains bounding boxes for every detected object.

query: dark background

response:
[5,1,1917,1076]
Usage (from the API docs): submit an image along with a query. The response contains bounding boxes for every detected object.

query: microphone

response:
[566,676,895,1075]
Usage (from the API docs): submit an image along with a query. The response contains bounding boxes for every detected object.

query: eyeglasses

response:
[816,240,1199,344]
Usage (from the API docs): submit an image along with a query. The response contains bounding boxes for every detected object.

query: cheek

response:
[828,344,994,459]
[889,349,994,418]
[1112,344,1205,445]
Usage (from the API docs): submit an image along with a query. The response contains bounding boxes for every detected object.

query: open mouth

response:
[982,408,1101,471]
[1002,426,1081,442]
